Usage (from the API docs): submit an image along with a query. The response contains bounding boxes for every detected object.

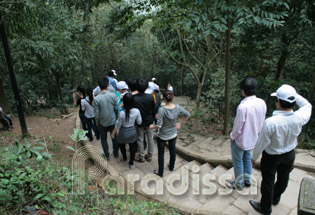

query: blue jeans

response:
[99,124,118,158]
[1,114,12,129]
[230,140,252,188]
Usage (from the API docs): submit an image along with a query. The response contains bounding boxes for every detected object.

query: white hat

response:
[112,70,117,76]
[271,84,297,103]
[145,82,159,94]
[117,81,128,90]
[152,77,157,81]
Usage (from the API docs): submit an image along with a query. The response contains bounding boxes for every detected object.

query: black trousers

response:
[260,149,295,212]
[86,117,100,141]
[157,137,177,177]
[119,142,137,165]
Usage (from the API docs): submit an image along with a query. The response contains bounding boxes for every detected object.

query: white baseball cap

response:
[112,70,117,76]
[117,81,128,90]
[271,84,297,103]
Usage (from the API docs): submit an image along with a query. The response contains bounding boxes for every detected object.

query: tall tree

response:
[109,0,293,133]
[1,13,28,136]
[0,74,10,113]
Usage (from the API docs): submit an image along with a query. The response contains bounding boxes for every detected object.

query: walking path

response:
[176,133,315,173]
[75,96,315,215]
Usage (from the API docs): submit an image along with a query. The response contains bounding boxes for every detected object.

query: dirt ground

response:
[0,108,78,165]
[0,105,224,166]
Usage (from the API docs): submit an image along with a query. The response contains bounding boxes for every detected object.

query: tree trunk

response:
[196,84,202,110]
[259,52,267,78]
[181,66,184,96]
[0,76,10,113]
[54,71,68,114]
[0,14,28,137]
[224,9,232,136]
[309,72,315,101]
[70,70,76,90]
[195,67,209,110]
[275,34,289,80]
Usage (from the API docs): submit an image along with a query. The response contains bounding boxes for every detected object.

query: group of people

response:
[73,72,312,215]
[227,78,312,215]
[73,70,188,175]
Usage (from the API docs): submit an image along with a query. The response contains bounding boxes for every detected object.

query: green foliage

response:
[105,194,180,215]
[1,0,315,142]
[69,128,88,143]
[14,138,52,165]
[0,137,180,214]
[0,139,70,213]
[69,128,88,150]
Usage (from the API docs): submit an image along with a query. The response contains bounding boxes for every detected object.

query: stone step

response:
[210,136,228,147]
[190,163,221,205]
[223,205,247,215]
[161,160,205,211]
[211,164,228,178]
[187,136,227,152]
[183,160,202,172]
[199,163,213,175]
[194,136,214,149]
[177,133,208,146]
[289,168,314,185]
[221,139,231,147]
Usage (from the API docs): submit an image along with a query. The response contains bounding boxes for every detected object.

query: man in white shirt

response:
[226,78,267,190]
[250,84,312,215]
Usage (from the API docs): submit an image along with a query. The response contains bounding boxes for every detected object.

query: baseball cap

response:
[270,84,297,103]
[108,70,117,76]
[117,81,128,90]
[112,70,117,76]
[152,77,157,84]
[145,82,159,94]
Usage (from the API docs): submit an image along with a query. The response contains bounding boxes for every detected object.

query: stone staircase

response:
[83,136,314,215]
[75,110,315,215]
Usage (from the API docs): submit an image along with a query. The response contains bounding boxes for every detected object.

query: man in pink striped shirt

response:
[226,78,267,190]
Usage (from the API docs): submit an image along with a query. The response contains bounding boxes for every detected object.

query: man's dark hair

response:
[98,76,109,90]
[278,98,296,109]
[108,70,114,77]
[126,78,139,92]
[138,79,148,93]
[240,78,257,96]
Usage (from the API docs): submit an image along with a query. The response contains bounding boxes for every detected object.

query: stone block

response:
[298,177,315,215]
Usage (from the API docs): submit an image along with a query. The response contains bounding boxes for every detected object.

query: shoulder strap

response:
[85,99,94,107]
